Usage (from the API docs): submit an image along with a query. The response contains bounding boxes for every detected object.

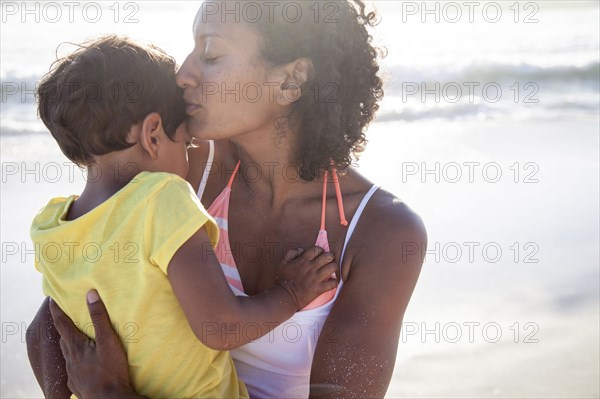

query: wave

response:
[4,61,598,91]
[375,105,597,123]
[376,95,599,123]
[0,126,47,137]
[385,61,600,91]
[2,62,598,124]
[375,61,600,122]
[1,74,43,105]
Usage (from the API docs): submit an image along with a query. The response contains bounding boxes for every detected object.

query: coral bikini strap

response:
[320,171,328,230]
[227,161,241,189]
[320,167,349,231]
[331,167,348,226]
[229,160,346,229]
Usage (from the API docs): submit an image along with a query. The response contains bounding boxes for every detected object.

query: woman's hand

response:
[49,290,143,398]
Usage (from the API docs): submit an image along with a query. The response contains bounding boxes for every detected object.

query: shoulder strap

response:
[196,140,215,200]
[339,185,379,265]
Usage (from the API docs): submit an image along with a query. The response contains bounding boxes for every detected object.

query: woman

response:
[26,1,427,397]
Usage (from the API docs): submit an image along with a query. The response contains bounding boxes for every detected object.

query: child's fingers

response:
[284,248,303,262]
[320,278,338,293]
[283,249,295,261]
[299,246,326,261]
[317,262,338,281]
[312,251,335,266]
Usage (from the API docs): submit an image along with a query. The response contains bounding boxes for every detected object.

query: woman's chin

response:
[188,123,235,141]
[187,121,210,140]
[189,129,225,141]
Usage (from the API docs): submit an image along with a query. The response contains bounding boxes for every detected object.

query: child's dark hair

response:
[38,35,186,167]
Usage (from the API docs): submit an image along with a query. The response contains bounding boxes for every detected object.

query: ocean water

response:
[1,1,599,132]
[1,1,599,397]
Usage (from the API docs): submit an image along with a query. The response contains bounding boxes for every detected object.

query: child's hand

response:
[274,246,338,310]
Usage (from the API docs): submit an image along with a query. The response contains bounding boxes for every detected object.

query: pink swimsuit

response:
[196,140,379,398]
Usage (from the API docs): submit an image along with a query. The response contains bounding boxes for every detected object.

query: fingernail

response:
[87,290,100,304]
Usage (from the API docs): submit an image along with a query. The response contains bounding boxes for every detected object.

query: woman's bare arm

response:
[309,196,427,398]
[26,297,71,398]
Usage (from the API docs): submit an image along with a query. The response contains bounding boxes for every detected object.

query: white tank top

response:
[197,141,379,398]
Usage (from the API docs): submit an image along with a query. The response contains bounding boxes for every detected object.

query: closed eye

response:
[202,56,220,64]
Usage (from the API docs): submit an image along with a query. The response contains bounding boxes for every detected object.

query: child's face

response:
[162,122,192,179]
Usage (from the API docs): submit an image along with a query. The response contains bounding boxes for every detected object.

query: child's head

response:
[38,35,189,176]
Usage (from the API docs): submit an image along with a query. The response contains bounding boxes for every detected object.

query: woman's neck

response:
[231,128,317,209]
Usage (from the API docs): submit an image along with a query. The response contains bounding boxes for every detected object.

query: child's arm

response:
[26,297,72,399]
[167,226,338,350]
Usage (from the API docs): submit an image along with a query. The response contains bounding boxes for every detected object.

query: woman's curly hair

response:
[252,0,384,180]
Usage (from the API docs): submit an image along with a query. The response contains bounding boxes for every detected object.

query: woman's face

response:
[176,9,283,141]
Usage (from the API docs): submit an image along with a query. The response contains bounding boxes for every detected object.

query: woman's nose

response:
[176,56,199,89]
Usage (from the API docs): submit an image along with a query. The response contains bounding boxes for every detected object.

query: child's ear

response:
[139,113,163,160]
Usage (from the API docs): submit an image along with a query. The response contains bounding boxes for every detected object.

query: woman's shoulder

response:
[364,189,427,266]
[371,187,426,239]
[348,169,427,243]
[345,172,427,278]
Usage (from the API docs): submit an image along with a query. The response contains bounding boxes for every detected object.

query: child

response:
[30,35,338,398]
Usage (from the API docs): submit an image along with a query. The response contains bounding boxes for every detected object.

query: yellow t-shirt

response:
[30,171,248,399]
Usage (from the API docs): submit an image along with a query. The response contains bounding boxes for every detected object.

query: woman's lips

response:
[185,103,201,115]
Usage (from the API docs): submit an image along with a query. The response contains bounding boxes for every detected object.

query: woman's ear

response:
[273,58,314,106]
[291,58,314,86]
[138,112,163,160]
